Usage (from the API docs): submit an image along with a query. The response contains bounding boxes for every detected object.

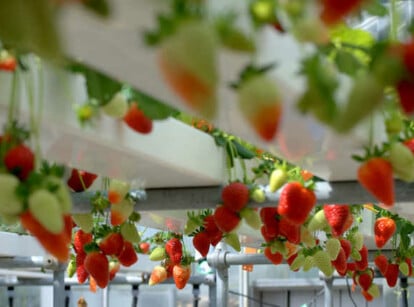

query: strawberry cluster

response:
[0,124,74,262]
[148,233,192,289]
[69,227,139,290]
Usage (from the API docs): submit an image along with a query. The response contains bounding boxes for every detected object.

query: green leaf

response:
[130,90,179,120]
[232,140,256,159]
[334,50,363,76]
[0,0,62,61]
[70,64,122,103]
[82,0,111,17]
[363,1,388,17]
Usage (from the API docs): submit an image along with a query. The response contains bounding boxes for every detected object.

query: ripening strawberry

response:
[173,264,191,290]
[238,74,282,142]
[67,168,98,192]
[148,265,168,286]
[355,245,368,271]
[20,211,70,262]
[158,21,218,119]
[320,0,366,26]
[4,144,35,181]
[0,56,17,71]
[374,217,396,248]
[28,189,64,234]
[118,241,138,267]
[193,232,210,257]
[357,157,395,207]
[84,251,109,288]
[213,205,241,233]
[108,179,130,204]
[109,260,121,281]
[99,232,124,256]
[123,102,153,134]
[110,199,134,226]
[289,253,305,271]
[139,242,150,254]
[277,182,316,225]
[323,204,352,237]
[221,182,250,212]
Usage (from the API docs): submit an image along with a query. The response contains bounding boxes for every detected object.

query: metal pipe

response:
[53,263,67,307]
[131,284,139,307]
[400,277,408,307]
[0,256,58,270]
[192,284,200,307]
[102,285,109,307]
[323,277,334,307]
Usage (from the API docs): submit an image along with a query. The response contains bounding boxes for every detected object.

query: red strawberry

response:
[165,238,183,265]
[374,254,389,276]
[148,265,167,286]
[320,0,365,26]
[203,215,223,246]
[277,182,316,225]
[396,78,414,115]
[118,241,138,267]
[261,225,275,243]
[347,262,357,272]
[278,218,301,244]
[76,264,89,284]
[374,217,396,248]
[264,247,283,265]
[158,21,218,119]
[74,229,93,255]
[340,239,352,259]
[355,245,368,271]
[99,232,124,256]
[402,39,414,74]
[260,207,279,237]
[139,242,150,254]
[20,211,70,262]
[162,258,175,278]
[172,264,191,290]
[193,232,210,257]
[84,251,109,288]
[213,205,241,233]
[357,157,395,207]
[123,102,153,134]
[221,182,249,212]
[385,263,399,287]
[238,75,282,142]
[323,204,352,237]
[332,248,347,276]
[109,260,120,281]
[67,168,98,192]
[358,270,373,291]
[4,144,35,180]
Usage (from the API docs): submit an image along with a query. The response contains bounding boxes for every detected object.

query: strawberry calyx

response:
[352,145,388,163]
[230,63,276,90]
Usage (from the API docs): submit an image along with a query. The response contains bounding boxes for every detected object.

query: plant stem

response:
[8,69,19,127]
[389,0,399,41]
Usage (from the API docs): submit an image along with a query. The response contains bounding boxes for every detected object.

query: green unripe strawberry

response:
[240,208,261,230]
[303,255,315,272]
[270,240,286,255]
[389,142,414,182]
[102,92,128,118]
[184,218,199,235]
[149,246,166,261]
[28,189,64,234]
[325,238,341,260]
[307,209,328,232]
[335,74,384,133]
[0,173,23,216]
[290,254,305,271]
[350,232,364,251]
[224,232,241,252]
[47,176,72,213]
[251,188,266,203]
[268,168,288,193]
[301,226,316,247]
[399,262,410,276]
[367,283,380,298]
[72,213,94,233]
[67,258,76,277]
[351,248,362,261]
[313,250,334,277]
[120,222,141,243]
[385,113,404,135]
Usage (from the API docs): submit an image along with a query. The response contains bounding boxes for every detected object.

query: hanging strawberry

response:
[158,20,218,119]
[221,182,250,212]
[237,71,282,142]
[67,168,98,192]
[123,102,153,134]
[374,217,396,249]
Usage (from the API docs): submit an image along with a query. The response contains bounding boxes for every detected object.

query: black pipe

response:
[131,284,139,307]
[193,284,200,307]
[400,277,408,307]
[7,286,14,307]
